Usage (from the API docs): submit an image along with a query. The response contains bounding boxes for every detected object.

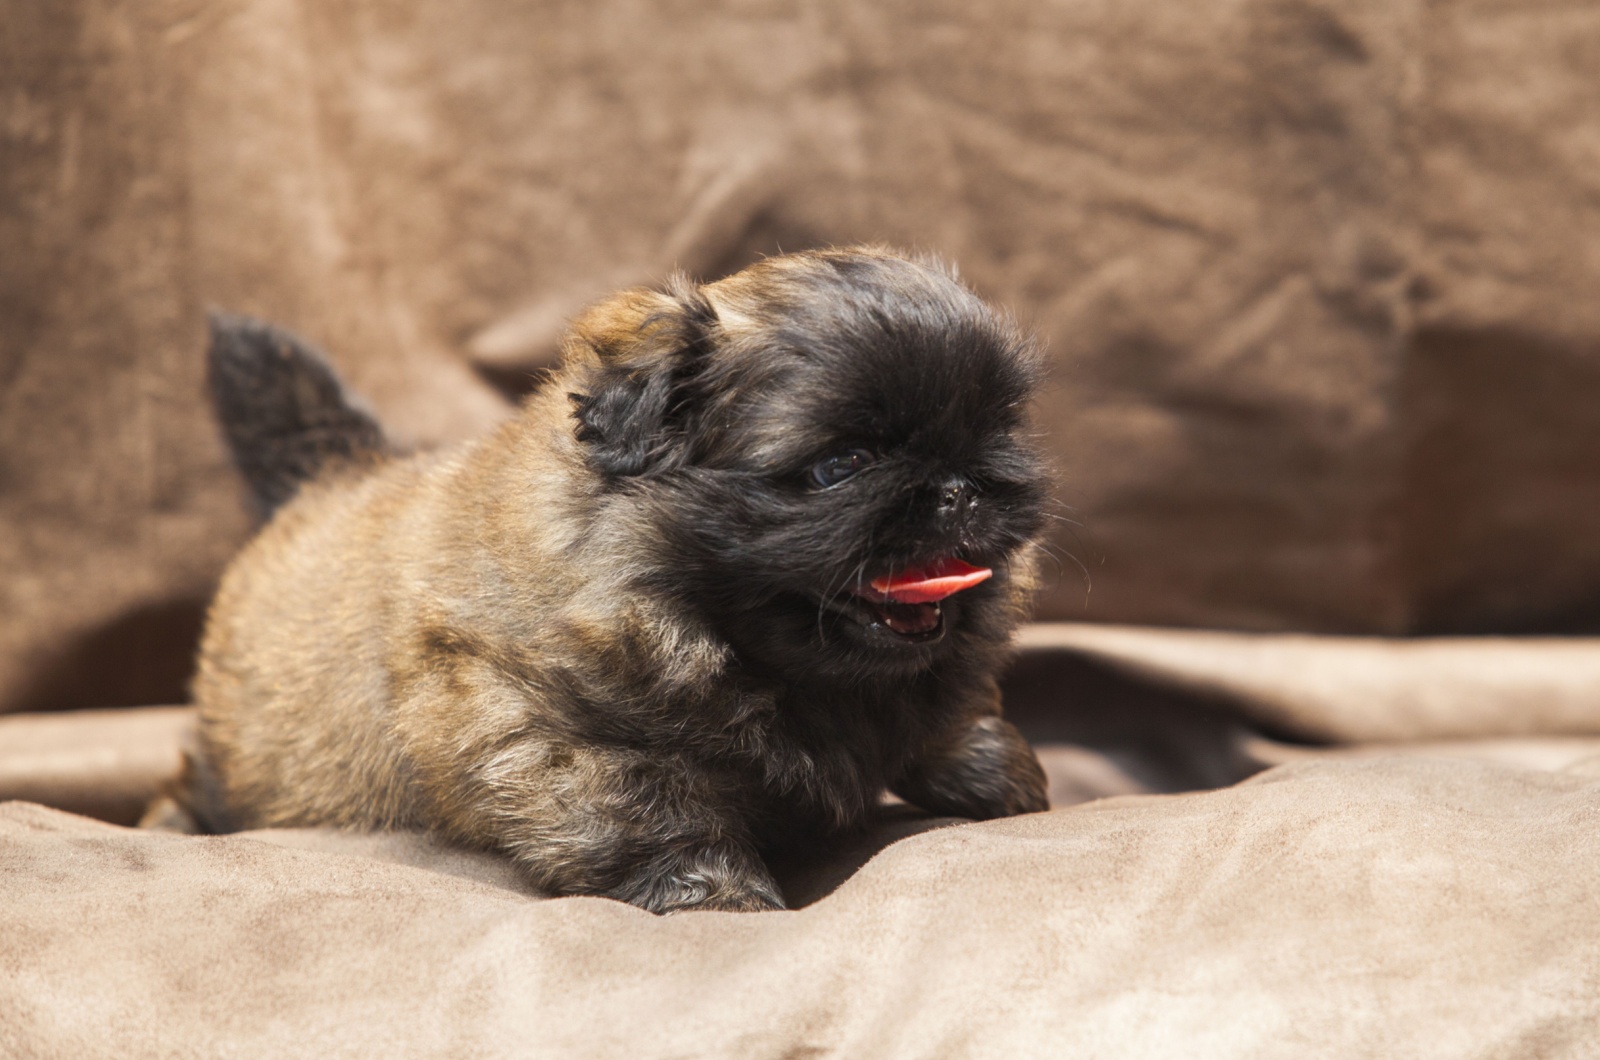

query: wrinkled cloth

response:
[7,625,1600,1056]
[10,625,1600,821]
[8,0,1600,712]
[5,755,1600,1059]
[1013,624,1600,743]
[8,0,1600,1047]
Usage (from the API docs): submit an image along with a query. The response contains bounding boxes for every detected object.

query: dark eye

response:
[808,449,875,489]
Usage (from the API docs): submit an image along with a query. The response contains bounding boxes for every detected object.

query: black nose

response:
[937,477,974,514]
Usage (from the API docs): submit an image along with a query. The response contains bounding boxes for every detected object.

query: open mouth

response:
[838,557,993,643]
[858,597,946,639]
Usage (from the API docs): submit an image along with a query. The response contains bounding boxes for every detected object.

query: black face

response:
[573,252,1048,683]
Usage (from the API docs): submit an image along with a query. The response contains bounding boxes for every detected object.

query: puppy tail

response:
[206,312,389,516]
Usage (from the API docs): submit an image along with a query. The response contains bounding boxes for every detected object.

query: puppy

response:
[184,248,1050,912]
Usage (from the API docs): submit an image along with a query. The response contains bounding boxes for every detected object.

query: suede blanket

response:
[6,624,1600,1057]
[8,0,1600,713]
[7,757,1599,1059]
[7,0,1600,1052]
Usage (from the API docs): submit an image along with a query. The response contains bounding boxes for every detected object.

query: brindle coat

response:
[183,248,1050,912]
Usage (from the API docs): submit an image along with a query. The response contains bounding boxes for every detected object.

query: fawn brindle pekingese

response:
[176,247,1051,912]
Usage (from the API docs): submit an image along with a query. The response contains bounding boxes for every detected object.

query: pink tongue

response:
[868,557,993,604]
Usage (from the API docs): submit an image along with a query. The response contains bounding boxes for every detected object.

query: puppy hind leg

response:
[139,744,233,834]
[138,795,201,833]
[893,715,1049,820]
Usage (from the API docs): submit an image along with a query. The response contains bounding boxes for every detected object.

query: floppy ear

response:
[566,276,717,478]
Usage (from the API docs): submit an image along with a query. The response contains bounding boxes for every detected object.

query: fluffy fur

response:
[183,248,1050,912]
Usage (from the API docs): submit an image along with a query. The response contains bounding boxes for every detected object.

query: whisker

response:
[1030,538,1094,607]
[1037,512,1088,530]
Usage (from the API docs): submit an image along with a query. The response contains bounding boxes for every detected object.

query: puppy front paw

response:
[610,841,787,914]
[894,716,1049,820]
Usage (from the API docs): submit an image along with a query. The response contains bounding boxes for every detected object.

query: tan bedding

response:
[7,0,1600,1052]
[6,757,1597,1058]
[5,624,1600,1057]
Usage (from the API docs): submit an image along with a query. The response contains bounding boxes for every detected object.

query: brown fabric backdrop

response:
[6,0,1600,712]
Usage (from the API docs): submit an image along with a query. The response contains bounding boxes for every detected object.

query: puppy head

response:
[564,248,1047,680]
